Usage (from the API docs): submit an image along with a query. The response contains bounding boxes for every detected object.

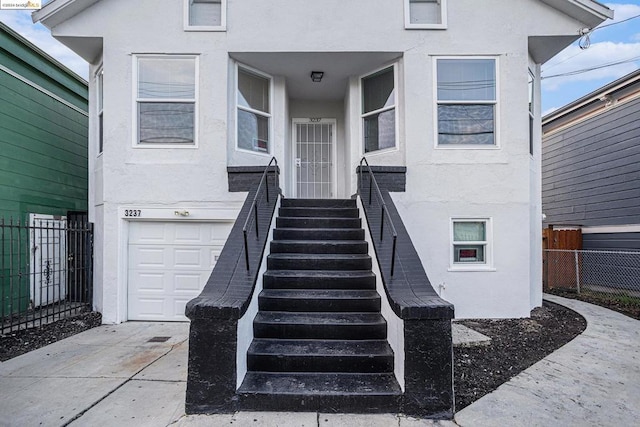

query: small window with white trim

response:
[361,66,397,153]
[97,68,104,154]
[451,219,492,267]
[185,0,225,30]
[236,66,271,154]
[135,55,197,146]
[436,58,497,147]
[405,0,447,29]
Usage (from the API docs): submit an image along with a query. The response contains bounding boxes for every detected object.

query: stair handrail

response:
[242,156,280,270]
[358,157,397,276]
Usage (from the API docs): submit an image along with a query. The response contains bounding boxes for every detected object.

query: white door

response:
[30,214,67,307]
[294,119,336,199]
[127,221,232,321]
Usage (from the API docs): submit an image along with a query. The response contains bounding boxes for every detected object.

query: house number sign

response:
[124,209,142,217]
[309,118,321,122]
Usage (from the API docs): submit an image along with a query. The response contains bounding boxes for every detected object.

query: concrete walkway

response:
[0,295,638,426]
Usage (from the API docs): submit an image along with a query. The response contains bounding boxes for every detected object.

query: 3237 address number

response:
[124,209,142,217]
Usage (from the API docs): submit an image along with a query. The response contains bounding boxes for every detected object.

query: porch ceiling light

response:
[310,71,324,82]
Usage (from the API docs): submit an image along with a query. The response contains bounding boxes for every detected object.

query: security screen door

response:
[294,119,336,198]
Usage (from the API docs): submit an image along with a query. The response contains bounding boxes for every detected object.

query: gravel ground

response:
[0,310,102,362]
[454,300,586,409]
[0,301,586,412]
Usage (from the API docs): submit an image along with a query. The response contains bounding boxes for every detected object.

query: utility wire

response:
[542,55,640,80]
[596,13,640,30]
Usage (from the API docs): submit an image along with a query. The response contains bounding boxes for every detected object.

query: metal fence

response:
[1,216,93,333]
[544,249,640,298]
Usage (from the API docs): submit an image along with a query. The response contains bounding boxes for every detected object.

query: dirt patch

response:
[454,301,586,410]
[0,311,102,362]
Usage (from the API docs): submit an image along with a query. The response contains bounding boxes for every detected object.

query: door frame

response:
[290,118,338,199]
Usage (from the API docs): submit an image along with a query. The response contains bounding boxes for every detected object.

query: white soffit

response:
[539,0,613,27]
[32,0,100,27]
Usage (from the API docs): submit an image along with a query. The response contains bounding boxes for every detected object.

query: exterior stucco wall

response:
[45,0,591,321]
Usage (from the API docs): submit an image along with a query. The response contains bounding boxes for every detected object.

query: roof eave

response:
[540,0,613,28]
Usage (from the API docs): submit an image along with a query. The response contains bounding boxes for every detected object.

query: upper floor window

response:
[436,57,497,147]
[185,0,226,30]
[405,0,447,29]
[97,68,104,154]
[237,66,271,154]
[362,66,397,153]
[135,55,197,146]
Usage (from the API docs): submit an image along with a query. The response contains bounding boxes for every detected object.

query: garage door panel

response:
[132,272,167,292]
[128,221,232,321]
[173,273,205,292]
[131,247,166,267]
[132,298,166,319]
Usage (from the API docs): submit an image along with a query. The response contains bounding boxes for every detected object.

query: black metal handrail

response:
[358,157,398,276]
[242,157,280,270]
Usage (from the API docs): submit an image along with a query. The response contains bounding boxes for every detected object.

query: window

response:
[185,0,225,30]
[135,56,197,146]
[405,0,447,29]
[528,70,534,155]
[436,58,497,147]
[362,66,396,153]
[451,219,491,268]
[237,67,271,154]
[97,68,104,154]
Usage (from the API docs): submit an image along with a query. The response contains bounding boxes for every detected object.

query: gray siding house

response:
[542,69,640,251]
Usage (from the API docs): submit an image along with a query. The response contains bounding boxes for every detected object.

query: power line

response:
[541,55,640,80]
[596,13,640,30]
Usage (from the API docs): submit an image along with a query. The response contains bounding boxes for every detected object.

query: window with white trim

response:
[237,67,271,154]
[436,58,497,146]
[135,55,197,146]
[405,0,447,29]
[97,68,104,154]
[528,70,534,155]
[362,66,396,153]
[451,219,491,267]
[185,0,225,30]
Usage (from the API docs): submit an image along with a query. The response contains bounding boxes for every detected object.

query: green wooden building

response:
[0,22,88,318]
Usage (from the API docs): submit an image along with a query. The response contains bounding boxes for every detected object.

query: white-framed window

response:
[528,69,535,155]
[184,0,226,31]
[405,0,447,29]
[236,65,272,154]
[134,55,198,147]
[450,218,493,269]
[435,57,498,148]
[361,65,397,154]
[97,68,104,154]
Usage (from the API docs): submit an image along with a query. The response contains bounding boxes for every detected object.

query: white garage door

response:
[128,221,233,321]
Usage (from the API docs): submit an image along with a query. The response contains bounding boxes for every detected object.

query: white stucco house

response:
[34,0,612,324]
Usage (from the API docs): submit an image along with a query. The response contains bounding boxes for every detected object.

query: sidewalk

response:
[0,295,638,426]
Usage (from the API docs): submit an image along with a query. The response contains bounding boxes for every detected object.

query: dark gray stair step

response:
[273,228,365,241]
[281,199,356,208]
[253,312,387,340]
[247,339,393,373]
[267,254,372,271]
[279,207,359,218]
[258,289,381,312]
[270,240,368,254]
[263,270,376,290]
[238,373,402,413]
[277,217,361,229]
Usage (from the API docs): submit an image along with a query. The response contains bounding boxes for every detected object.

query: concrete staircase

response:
[238,198,402,412]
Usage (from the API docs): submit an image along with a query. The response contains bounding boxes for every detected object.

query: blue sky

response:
[1,1,639,115]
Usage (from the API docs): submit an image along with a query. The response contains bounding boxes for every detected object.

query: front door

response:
[293,119,336,199]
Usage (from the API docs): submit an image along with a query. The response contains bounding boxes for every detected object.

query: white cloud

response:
[603,3,640,25]
[0,9,88,79]
[541,41,640,91]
